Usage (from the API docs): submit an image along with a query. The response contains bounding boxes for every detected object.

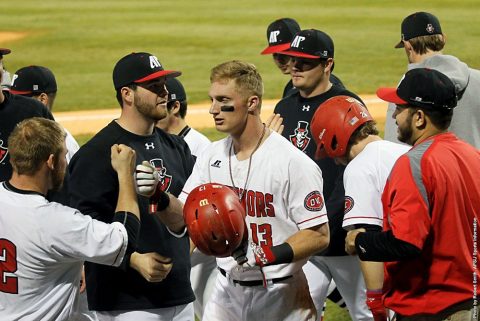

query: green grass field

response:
[1,2,475,319]
[2,0,480,112]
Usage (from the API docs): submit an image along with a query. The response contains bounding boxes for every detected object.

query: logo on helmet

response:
[304,191,324,212]
[149,158,172,192]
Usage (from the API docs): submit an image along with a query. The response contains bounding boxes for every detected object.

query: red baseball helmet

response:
[311,95,373,159]
[183,183,247,257]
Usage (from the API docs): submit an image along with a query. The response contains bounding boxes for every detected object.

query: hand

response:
[130,252,173,282]
[265,113,284,134]
[111,144,136,175]
[79,265,86,294]
[135,161,159,197]
[345,228,366,255]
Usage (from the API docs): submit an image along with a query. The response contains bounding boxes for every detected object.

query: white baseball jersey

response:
[342,140,409,228]
[183,127,211,158]
[65,127,80,163]
[0,182,128,320]
[179,131,328,280]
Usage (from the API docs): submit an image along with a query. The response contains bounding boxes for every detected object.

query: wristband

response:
[149,186,170,214]
[253,242,294,267]
[366,289,387,321]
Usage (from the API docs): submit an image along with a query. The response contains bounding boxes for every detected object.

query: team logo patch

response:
[149,158,172,192]
[0,140,8,165]
[344,196,354,214]
[289,121,311,152]
[304,191,324,211]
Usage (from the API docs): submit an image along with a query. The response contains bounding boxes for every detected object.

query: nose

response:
[209,100,220,115]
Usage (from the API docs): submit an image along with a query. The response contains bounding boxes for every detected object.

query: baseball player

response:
[347,68,480,319]
[178,60,330,321]
[156,77,215,320]
[0,117,140,320]
[273,29,372,321]
[384,11,480,148]
[0,57,55,183]
[10,65,80,162]
[310,96,410,320]
[67,52,196,320]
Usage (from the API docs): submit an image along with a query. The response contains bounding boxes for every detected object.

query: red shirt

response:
[382,132,480,315]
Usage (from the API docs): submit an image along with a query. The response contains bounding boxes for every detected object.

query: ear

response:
[121,87,134,105]
[324,58,334,73]
[172,101,181,116]
[38,93,49,106]
[247,96,259,112]
[46,154,55,170]
[413,109,427,128]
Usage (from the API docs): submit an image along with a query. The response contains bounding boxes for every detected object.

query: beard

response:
[134,95,166,122]
[50,164,65,192]
[397,112,414,145]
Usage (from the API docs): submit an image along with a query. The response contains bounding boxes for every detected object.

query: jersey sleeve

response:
[342,163,383,228]
[178,148,211,204]
[382,155,431,250]
[286,154,328,229]
[48,204,128,266]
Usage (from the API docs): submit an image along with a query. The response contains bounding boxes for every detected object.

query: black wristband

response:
[149,187,171,214]
[269,242,294,265]
[157,189,170,212]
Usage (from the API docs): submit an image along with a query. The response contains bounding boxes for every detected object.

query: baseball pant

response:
[190,249,218,319]
[203,269,316,321]
[94,303,194,321]
[309,255,373,321]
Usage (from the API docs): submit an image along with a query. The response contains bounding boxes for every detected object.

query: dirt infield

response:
[0,32,28,43]
[55,95,388,136]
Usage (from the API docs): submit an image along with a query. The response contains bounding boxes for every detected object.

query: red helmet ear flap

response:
[183,183,247,257]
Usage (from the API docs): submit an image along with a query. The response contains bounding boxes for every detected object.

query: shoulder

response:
[268,132,318,166]
[2,92,54,119]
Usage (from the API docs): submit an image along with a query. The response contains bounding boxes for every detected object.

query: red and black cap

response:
[260,18,300,55]
[282,29,334,59]
[0,48,11,57]
[377,68,457,110]
[395,12,442,48]
[10,65,57,95]
[113,52,181,90]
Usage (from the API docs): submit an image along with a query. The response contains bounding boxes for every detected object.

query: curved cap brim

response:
[261,43,291,55]
[376,87,407,104]
[135,70,182,83]
[280,50,320,59]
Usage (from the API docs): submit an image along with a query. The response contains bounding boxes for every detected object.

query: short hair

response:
[8,118,65,175]
[348,121,379,147]
[409,106,453,130]
[167,99,188,119]
[408,34,445,55]
[115,83,137,107]
[210,60,264,103]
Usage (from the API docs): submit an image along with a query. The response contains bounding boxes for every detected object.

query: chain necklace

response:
[228,124,267,201]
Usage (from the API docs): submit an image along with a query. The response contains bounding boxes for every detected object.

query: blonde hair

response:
[8,118,65,175]
[408,34,446,55]
[210,60,264,104]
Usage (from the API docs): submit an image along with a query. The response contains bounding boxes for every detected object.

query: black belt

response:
[218,267,292,287]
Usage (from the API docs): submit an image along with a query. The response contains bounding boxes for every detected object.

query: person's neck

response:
[9,172,48,196]
[117,109,155,136]
[349,135,382,160]
[300,79,332,98]
[410,50,442,64]
[412,128,446,146]
[231,118,268,161]
[169,118,188,135]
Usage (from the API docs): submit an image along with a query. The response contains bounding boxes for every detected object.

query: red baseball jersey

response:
[382,133,480,315]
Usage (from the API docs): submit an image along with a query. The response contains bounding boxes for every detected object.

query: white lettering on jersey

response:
[302,105,310,112]
[145,142,155,150]
[149,56,162,69]
[291,36,306,48]
[269,30,280,44]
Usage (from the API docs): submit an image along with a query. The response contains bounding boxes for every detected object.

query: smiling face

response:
[134,77,169,121]
[208,79,250,136]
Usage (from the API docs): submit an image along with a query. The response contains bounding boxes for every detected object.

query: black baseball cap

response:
[376,68,457,110]
[10,65,57,95]
[395,12,442,48]
[260,18,301,55]
[0,48,11,57]
[113,52,181,89]
[166,77,186,102]
[282,29,334,59]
